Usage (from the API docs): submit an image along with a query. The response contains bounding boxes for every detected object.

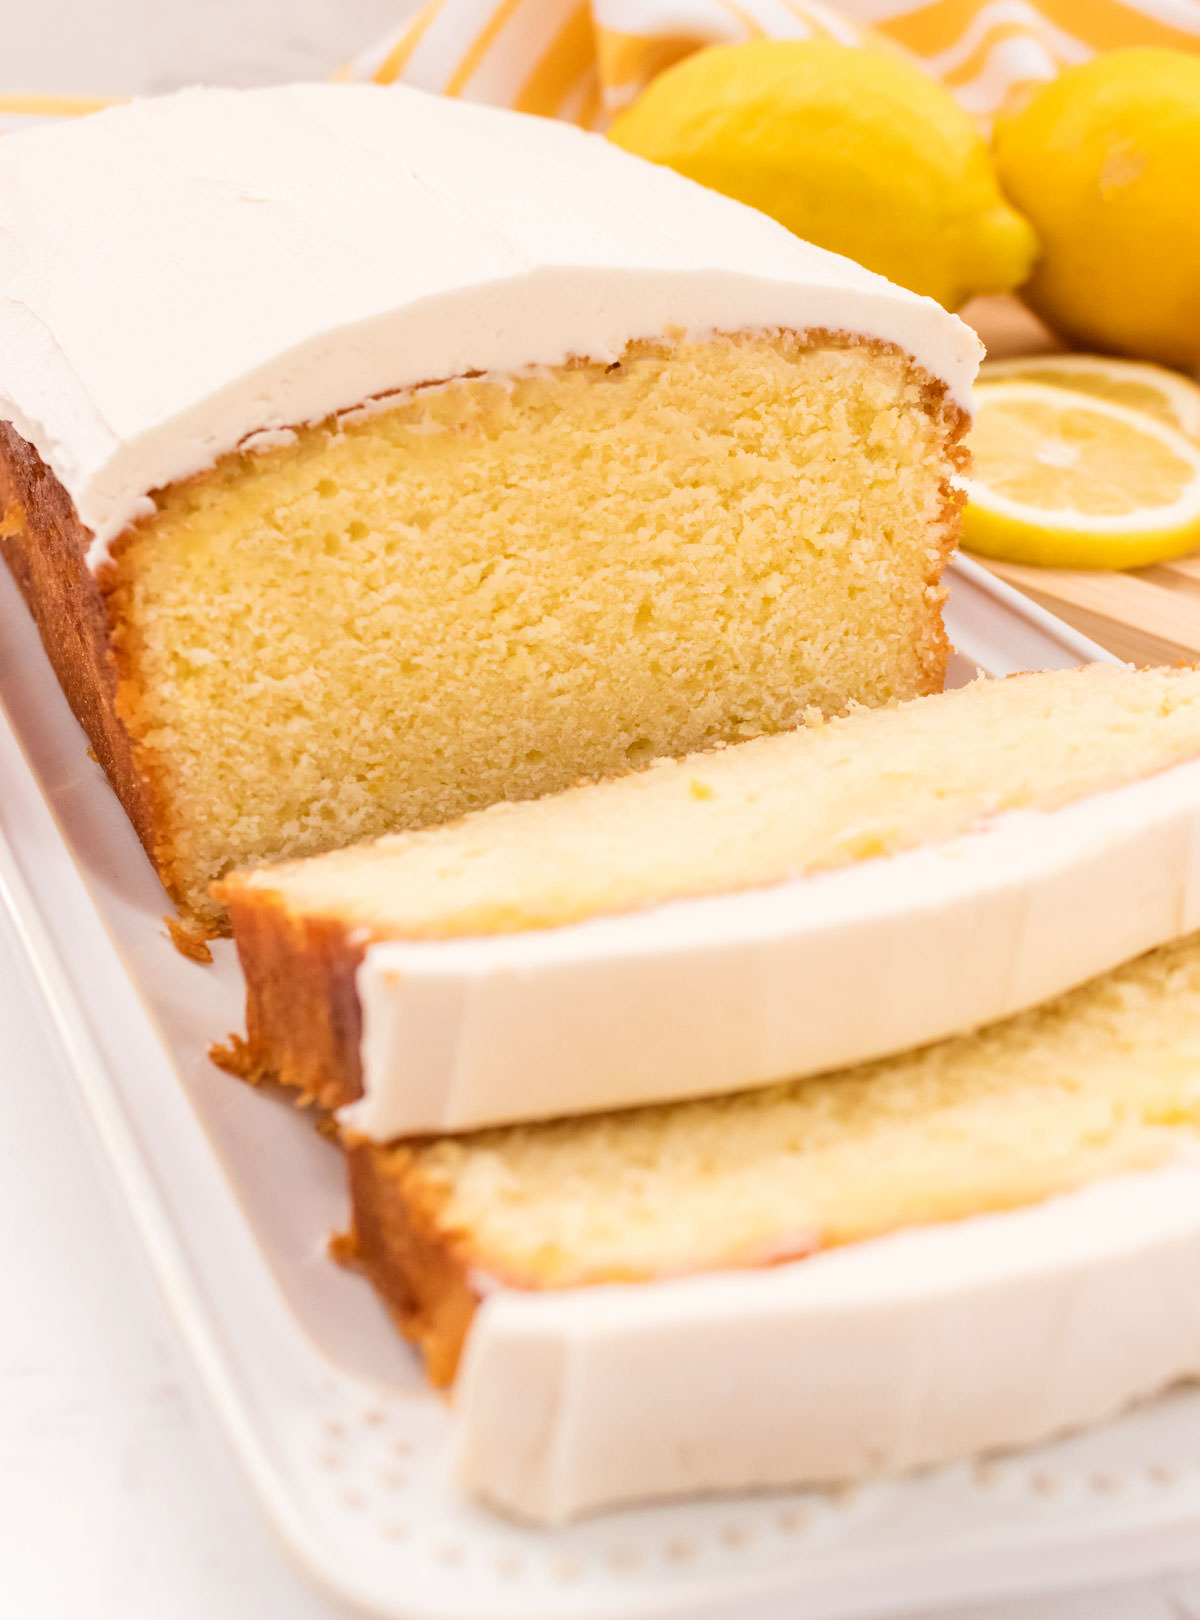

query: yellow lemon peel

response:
[993,49,1200,370]
[609,39,1036,311]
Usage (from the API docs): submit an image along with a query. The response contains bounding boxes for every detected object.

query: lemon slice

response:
[962,382,1200,570]
[977,354,1200,442]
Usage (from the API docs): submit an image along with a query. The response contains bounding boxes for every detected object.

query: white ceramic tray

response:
[7,552,1200,1620]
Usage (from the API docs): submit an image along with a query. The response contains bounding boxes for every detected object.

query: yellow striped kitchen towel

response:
[0,92,115,133]
[3,1,1199,131]
[337,0,1200,124]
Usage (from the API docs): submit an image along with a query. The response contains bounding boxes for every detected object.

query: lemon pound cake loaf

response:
[220,663,1200,1134]
[346,932,1200,1522]
[0,84,978,936]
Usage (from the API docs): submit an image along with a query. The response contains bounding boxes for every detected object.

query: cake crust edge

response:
[214,881,370,1111]
[0,422,180,900]
[342,1138,481,1388]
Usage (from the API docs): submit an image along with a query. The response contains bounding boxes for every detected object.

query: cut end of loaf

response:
[101,328,963,928]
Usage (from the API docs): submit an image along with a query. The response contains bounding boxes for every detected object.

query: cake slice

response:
[0,82,976,935]
[219,662,1200,1134]
[345,931,1200,1522]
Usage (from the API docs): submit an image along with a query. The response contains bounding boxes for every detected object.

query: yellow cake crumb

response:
[105,330,961,926]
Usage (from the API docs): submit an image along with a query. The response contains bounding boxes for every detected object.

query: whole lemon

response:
[994,48,1200,370]
[607,38,1036,311]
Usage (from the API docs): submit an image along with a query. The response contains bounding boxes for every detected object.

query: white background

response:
[4,2,1200,1614]
[1,0,404,95]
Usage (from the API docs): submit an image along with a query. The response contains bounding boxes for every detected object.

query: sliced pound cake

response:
[0,83,976,935]
[347,932,1200,1521]
[348,931,1200,1382]
[219,663,1200,1132]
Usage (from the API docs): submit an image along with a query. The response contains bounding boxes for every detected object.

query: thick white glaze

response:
[0,83,980,564]
[453,1160,1200,1523]
[345,756,1200,1137]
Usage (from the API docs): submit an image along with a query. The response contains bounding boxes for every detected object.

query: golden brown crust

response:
[0,424,219,938]
[344,1138,481,1387]
[924,380,972,689]
[212,877,369,1111]
[165,914,215,963]
[0,425,165,865]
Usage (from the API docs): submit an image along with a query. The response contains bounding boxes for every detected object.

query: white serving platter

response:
[7,550,1200,1620]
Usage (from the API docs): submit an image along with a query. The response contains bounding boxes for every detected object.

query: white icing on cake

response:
[0,83,980,566]
[454,1159,1200,1523]
[344,755,1200,1138]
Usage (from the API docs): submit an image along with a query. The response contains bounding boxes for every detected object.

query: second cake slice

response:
[218,662,1200,1134]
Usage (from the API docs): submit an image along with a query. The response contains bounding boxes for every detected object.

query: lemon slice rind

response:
[976,354,1200,441]
[962,383,1200,570]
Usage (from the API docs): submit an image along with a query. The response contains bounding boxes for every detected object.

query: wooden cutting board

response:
[959,295,1200,667]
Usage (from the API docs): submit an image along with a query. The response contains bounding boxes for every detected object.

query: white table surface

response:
[5,3,1200,1613]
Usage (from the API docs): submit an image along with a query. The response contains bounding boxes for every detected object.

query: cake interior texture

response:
[348,931,1200,1385]
[230,663,1200,939]
[102,330,962,928]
